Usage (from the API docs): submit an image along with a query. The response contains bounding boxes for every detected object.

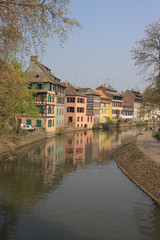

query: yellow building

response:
[93,89,112,123]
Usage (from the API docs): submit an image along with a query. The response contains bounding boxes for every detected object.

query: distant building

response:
[96,84,123,119]
[62,81,94,129]
[78,88,100,123]
[123,90,143,121]
[22,56,65,137]
[93,89,112,122]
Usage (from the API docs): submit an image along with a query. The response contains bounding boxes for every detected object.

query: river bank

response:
[114,130,160,205]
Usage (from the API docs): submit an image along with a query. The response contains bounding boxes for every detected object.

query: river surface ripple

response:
[0,129,160,240]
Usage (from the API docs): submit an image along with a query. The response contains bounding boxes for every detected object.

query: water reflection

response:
[0,129,160,240]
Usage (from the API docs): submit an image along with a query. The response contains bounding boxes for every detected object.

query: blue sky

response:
[28,0,160,93]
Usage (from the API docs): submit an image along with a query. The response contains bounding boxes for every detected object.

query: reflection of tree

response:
[0,129,138,238]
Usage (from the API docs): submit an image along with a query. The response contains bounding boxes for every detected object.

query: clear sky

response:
[28,0,160,93]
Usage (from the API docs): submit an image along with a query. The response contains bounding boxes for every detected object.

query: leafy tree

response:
[0,58,39,134]
[0,0,80,61]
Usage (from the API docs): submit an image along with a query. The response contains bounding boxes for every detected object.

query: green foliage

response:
[0,58,39,134]
[136,120,146,127]
[102,117,114,130]
[56,128,65,136]
[0,0,80,61]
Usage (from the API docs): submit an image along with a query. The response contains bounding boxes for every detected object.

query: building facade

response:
[93,89,112,123]
[97,84,123,119]
[22,56,65,137]
[63,82,94,129]
[79,88,100,123]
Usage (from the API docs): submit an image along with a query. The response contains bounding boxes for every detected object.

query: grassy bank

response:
[114,136,160,205]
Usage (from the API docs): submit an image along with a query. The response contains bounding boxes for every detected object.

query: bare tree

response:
[131,19,160,86]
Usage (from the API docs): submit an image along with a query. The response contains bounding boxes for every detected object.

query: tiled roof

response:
[93,89,110,102]
[62,81,86,97]
[79,88,100,96]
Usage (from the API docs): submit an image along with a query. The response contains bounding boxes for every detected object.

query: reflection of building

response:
[64,131,94,165]
[63,81,94,129]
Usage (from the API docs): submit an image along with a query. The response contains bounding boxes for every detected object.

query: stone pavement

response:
[137,130,160,165]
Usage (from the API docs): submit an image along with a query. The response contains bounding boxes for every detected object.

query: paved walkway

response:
[137,130,160,165]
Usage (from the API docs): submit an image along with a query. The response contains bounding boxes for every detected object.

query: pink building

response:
[63,81,94,129]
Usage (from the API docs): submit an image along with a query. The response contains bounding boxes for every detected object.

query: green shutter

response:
[36,84,38,89]
[36,120,41,127]
[41,84,43,89]
[26,119,31,125]
[48,95,50,102]
[53,119,54,126]
[48,120,50,127]
[41,94,44,102]
[53,106,54,113]
[41,106,44,113]
[53,85,56,90]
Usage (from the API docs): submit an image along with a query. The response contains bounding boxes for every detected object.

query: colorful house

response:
[78,88,100,123]
[22,56,65,137]
[97,84,123,119]
[63,81,94,129]
[93,89,112,123]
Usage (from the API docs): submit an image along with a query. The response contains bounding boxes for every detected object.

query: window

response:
[36,84,43,89]
[52,106,54,114]
[48,94,51,102]
[77,116,79,122]
[49,83,53,91]
[48,106,51,114]
[68,117,73,123]
[36,120,41,127]
[77,107,84,113]
[77,98,85,103]
[81,116,83,121]
[87,117,89,122]
[26,119,31,125]
[35,74,39,78]
[48,120,52,127]
[91,117,92,122]
[67,97,75,103]
[52,95,54,102]
[67,107,75,112]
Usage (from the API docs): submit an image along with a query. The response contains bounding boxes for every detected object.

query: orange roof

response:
[93,89,111,103]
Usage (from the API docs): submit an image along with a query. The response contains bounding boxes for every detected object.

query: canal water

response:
[0,129,160,240]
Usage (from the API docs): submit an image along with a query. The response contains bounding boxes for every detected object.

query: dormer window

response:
[35,74,39,78]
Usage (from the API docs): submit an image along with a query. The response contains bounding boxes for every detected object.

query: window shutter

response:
[41,94,44,102]
[53,85,56,90]
[36,84,38,89]
[26,119,31,125]
[41,106,44,113]
[53,106,54,114]
[48,95,50,102]
[41,84,43,89]
[53,119,54,126]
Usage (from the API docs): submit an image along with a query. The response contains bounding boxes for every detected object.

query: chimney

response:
[30,56,38,61]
